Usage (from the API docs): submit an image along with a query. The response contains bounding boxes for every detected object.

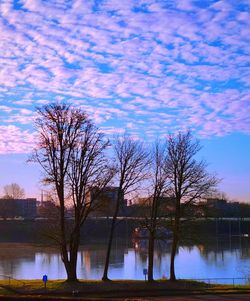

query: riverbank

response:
[1,279,250,299]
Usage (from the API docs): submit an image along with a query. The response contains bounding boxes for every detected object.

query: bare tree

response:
[66,122,114,281]
[147,141,169,281]
[31,103,112,282]
[3,183,25,199]
[165,131,219,281]
[102,135,149,281]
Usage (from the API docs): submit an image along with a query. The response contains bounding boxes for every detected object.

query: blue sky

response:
[0,0,249,202]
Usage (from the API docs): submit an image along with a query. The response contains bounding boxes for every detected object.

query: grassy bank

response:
[1,279,250,298]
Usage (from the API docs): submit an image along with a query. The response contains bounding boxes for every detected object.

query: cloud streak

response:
[0,0,249,153]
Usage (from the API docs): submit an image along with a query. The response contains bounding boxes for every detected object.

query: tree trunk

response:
[170,228,178,281]
[148,188,158,282]
[65,229,80,282]
[102,216,116,280]
[170,203,180,281]
[102,192,121,281]
[65,260,78,282]
[148,231,155,281]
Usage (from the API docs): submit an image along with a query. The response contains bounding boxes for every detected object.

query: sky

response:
[0,0,249,202]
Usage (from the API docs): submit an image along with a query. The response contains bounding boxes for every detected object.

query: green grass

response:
[0,279,250,297]
[0,286,15,295]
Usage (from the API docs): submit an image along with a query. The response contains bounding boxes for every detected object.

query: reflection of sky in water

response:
[0,241,249,283]
[175,247,242,279]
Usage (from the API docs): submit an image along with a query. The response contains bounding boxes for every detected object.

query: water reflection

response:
[0,238,249,283]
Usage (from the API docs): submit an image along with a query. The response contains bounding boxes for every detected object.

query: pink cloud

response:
[0,0,249,152]
[0,125,35,154]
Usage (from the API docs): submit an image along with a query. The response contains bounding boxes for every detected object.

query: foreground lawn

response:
[0,279,250,297]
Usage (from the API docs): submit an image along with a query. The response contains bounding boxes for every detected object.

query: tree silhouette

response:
[147,141,169,281]
[165,131,219,281]
[32,103,112,282]
[102,135,149,281]
[3,183,25,199]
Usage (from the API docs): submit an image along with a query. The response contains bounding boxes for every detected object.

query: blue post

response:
[42,275,48,289]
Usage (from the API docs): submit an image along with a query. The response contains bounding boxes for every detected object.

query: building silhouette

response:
[0,198,37,219]
[88,186,127,217]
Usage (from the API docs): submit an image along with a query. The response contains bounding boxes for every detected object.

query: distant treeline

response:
[0,218,249,244]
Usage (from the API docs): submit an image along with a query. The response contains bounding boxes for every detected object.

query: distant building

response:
[0,198,37,219]
[205,198,240,217]
[88,186,126,216]
[127,196,176,217]
[37,200,59,218]
[206,198,227,208]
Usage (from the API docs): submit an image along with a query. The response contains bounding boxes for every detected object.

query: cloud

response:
[0,0,249,153]
[0,125,35,154]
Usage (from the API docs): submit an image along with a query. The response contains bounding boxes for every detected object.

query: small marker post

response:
[42,275,48,289]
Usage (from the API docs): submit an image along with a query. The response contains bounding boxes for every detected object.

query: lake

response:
[0,236,249,284]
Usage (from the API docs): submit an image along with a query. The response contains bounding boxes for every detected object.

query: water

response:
[0,237,249,284]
